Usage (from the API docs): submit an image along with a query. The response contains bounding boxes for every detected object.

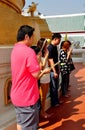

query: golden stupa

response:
[0,0,51,45]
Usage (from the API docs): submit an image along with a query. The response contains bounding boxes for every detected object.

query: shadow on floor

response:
[39,63,85,130]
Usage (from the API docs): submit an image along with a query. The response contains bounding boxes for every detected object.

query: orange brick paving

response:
[39,63,85,130]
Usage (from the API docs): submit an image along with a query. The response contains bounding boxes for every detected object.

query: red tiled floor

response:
[39,63,85,130]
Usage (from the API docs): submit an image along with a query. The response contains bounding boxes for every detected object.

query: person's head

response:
[60,40,71,50]
[51,33,62,46]
[31,45,40,55]
[17,25,35,46]
[37,38,48,56]
[31,45,42,62]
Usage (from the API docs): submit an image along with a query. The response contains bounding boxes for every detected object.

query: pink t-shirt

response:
[11,43,40,107]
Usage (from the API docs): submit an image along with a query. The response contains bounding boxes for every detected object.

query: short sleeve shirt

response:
[48,43,59,72]
[11,43,40,107]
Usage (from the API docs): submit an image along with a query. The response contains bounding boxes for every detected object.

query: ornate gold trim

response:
[4,77,12,105]
[22,0,25,5]
[0,0,22,13]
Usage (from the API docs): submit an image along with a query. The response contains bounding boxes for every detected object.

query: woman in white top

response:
[37,38,51,118]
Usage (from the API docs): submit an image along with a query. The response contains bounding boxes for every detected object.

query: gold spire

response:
[64,33,68,41]
[27,2,38,16]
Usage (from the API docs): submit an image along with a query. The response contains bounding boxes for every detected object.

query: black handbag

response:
[68,58,75,72]
[70,62,75,71]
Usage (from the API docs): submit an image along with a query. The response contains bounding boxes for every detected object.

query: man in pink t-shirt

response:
[11,25,40,130]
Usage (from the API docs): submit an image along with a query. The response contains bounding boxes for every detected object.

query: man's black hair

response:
[17,25,35,41]
[52,33,62,40]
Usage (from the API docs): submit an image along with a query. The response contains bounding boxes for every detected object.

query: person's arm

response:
[67,48,72,60]
[36,51,42,64]
[48,58,58,78]
[32,66,50,79]
[38,67,50,79]
[28,49,41,79]
[31,70,41,79]
[42,50,49,69]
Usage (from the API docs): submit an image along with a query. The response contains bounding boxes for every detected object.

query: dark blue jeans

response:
[50,72,59,106]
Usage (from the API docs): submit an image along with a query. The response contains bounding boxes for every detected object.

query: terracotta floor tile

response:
[39,63,85,130]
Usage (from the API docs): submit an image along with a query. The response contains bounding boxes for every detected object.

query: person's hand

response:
[68,48,72,54]
[54,72,58,78]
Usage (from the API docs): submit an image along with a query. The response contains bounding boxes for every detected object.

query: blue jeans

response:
[50,72,59,106]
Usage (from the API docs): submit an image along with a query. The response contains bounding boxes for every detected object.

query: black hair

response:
[66,40,71,46]
[60,41,64,49]
[31,46,41,54]
[17,25,35,41]
[37,38,47,57]
[37,38,45,49]
[52,33,62,40]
